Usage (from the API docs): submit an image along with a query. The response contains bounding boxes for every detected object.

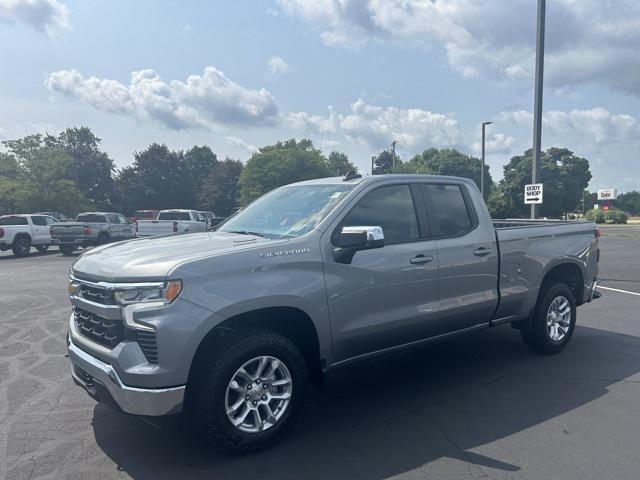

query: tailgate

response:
[137,220,174,236]
[51,223,85,239]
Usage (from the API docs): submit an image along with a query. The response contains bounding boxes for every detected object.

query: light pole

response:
[481,121,492,199]
[531,0,546,218]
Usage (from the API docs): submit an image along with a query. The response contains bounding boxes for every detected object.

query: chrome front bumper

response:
[68,337,185,416]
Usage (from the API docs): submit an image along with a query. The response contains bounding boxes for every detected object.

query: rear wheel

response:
[35,245,49,252]
[191,331,306,453]
[96,233,110,245]
[12,236,31,257]
[59,245,75,255]
[521,282,576,354]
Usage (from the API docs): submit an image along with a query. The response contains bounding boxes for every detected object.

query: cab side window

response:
[423,184,474,237]
[342,185,419,244]
[31,216,47,226]
[108,214,120,224]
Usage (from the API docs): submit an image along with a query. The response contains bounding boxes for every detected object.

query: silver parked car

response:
[51,212,135,255]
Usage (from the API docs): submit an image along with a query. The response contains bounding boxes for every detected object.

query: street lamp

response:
[481,121,492,198]
[531,0,546,219]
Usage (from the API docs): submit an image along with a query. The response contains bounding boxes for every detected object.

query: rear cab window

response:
[421,183,476,237]
[77,214,107,223]
[158,211,192,221]
[0,216,28,226]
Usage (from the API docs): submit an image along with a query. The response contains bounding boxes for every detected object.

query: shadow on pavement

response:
[92,325,640,479]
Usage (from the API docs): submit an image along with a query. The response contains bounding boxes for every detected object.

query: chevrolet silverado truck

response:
[135,209,208,237]
[52,212,135,255]
[66,174,600,452]
[0,214,58,256]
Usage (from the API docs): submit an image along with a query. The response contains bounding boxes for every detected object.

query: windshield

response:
[219,184,353,239]
[134,210,156,219]
[158,211,192,221]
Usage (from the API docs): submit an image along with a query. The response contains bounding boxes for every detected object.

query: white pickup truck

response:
[135,209,208,237]
[0,214,59,257]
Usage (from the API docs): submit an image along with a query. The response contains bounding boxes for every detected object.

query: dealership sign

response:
[524,183,543,204]
[597,188,618,201]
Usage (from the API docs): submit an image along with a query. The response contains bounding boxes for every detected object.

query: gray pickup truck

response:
[52,212,135,255]
[66,174,600,452]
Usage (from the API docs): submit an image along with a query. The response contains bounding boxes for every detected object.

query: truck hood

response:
[71,231,286,282]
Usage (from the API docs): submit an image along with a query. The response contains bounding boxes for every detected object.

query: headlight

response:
[114,280,182,306]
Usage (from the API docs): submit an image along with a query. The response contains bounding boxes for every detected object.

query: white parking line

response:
[599,286,640,297]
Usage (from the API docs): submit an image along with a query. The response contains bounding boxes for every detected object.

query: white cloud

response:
[0,0,70,35]
[277,0,640,95]
[45,67,280,130]
[471,133,517,155]
[288,98,461,151]
[496,107,640,191]
[225,136,259,155]
[267,56,291,78]
[499,108,640,146]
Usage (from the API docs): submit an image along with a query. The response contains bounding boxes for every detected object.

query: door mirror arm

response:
[332,226,384,264]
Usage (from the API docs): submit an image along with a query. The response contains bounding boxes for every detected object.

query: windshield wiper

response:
[225,230,266,238]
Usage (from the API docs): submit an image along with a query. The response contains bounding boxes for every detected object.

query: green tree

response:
[185,145,218,199]
[114,144,195,213]
[49,127,115,208]
[199,158,243,216]
[372,150,398,175]
[1,134,90,214]
[239,139,329,204]
[326,151,357,176]
[617,191,640,215]
[396,147,492,193]
[494,148,591,218]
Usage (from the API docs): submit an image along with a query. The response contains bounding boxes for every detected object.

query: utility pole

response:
[481,121,492,199]
[371,155,376,175]
[391,140,397,171]
[531,0,546,219]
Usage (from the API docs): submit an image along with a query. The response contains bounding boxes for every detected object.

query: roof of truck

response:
[289,174,472,187]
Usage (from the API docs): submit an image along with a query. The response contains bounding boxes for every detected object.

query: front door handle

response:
[410,254,433,264]
[473,247,493,256]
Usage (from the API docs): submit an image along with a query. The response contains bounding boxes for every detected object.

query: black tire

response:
[59,245,75,255]
[191,331,307,453]
[35,245,49,252]
[12,236,31,257]
[96,233,110,245]
[521,282,576,354]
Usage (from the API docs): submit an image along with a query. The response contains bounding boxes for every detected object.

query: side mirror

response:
[333,226,384,264]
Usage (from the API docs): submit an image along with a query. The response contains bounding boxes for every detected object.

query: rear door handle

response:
[410,254,434,264]
[473,247,493,256]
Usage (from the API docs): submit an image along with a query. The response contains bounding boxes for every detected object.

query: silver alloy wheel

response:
[547,295,571,341]
[225,355,293,434]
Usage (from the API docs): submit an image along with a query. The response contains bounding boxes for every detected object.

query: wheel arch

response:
[187,306,324,395]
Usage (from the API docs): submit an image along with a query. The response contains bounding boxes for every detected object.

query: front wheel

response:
[521,282,576,354]
[12,236,31,257]
[191,331,307,453]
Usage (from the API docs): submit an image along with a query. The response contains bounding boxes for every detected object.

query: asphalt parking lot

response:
[1,231,639,480]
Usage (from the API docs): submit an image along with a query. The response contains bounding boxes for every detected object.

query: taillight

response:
[0,228,4,238]
[172,221,178,233]
[595,228,601,238]
[83,226,91,235]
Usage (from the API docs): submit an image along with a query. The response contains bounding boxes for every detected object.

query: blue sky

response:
[1,0,639,191]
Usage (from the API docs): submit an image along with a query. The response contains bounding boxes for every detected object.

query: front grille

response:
[79,284,116,305]
[136,331,158,363]
[74,307,124,349]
